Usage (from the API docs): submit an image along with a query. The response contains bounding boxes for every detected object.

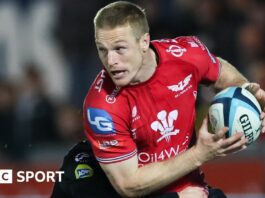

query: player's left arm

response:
[214,57,265,133]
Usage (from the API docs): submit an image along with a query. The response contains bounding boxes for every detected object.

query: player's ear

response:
[140,33,150,53]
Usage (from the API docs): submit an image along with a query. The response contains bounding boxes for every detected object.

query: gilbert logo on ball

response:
[209,87,262,145]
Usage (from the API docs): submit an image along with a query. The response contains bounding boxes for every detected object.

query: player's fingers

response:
[262,126,265,134]
[198,117,212,138]
[246,83,260,94]
[223,135,247,153]
[257,89,265,109]
[247,83,265,107]
[224,144,247,155]
[219,132,245,148]
[260,112,265,133]
[244,83,265,109]
[213,127,228,141]
[200,117,208,132]
[215,134,246,157]
[261,112,265,119]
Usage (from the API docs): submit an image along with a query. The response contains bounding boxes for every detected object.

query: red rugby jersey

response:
[83,36,220,192]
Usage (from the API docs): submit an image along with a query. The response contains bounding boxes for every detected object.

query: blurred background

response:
[0,0,264,197]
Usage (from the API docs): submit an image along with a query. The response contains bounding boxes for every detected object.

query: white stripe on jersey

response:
[96,149,137,163]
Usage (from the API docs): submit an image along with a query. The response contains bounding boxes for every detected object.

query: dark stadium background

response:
[0,0,264,197]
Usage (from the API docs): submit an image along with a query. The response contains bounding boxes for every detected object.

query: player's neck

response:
[130,48,158,85]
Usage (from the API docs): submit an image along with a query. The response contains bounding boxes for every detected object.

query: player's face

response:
[95,25,147,87]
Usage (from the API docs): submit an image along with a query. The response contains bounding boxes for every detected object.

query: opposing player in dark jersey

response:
[50,140,120,198]
[50,140,180,198]
[50,140,226,198]
[83,1,265,197]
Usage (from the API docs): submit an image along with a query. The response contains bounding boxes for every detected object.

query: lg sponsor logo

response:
[0,169,64,184]
[87,108,114,135]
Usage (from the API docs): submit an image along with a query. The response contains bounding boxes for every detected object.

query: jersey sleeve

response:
[175,36,221,84]
[83,72,137,164]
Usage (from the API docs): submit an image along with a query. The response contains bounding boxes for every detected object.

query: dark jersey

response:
[50,140,180,198]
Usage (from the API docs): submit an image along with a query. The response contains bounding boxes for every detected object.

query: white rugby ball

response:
[209,86,262,145]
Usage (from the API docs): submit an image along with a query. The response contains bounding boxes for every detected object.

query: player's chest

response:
[125,72,198,146]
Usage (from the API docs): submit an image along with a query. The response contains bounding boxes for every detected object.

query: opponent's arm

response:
[215,57,265,133]
[100,118,247,198]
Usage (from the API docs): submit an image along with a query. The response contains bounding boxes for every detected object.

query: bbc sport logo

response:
[0,169,13,184]
[0,169,64,184]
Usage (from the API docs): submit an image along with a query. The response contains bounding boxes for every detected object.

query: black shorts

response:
[50,140,226,198]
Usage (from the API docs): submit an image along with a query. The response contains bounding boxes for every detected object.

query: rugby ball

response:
[209,86,262,145]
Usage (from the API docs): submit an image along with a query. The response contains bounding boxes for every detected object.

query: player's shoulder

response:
[84,70,125,107]
[152,36,206,50]
[85,69,113,99]
[83,70,130,122]
[152,36,217,67]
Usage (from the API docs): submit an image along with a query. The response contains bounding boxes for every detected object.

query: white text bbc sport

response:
[0,169,64,184]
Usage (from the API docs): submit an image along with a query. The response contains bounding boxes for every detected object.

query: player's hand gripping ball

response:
[209,87,262,145]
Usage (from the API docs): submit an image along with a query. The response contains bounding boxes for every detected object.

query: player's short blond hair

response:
[94,1,149,39]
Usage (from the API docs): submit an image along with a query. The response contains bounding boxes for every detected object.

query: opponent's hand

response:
[192,117,248,165]
[243,82,265,133]
[178,186,208,198]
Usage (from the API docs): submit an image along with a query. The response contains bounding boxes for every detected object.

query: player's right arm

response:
[99,117,247,198]
[84,71,246,197]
